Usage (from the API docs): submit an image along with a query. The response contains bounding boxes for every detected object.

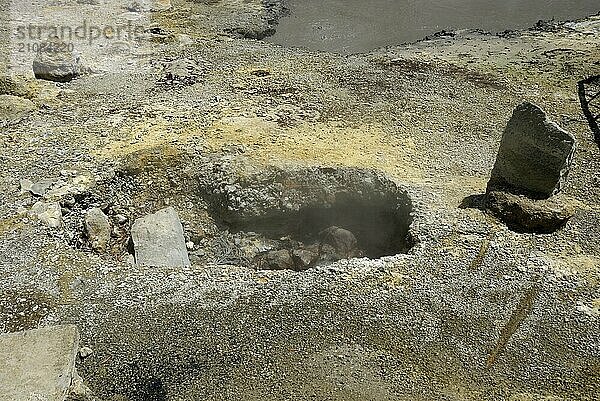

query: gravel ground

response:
[0,1,599,400]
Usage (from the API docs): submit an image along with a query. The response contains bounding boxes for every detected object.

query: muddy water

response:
[267,0,599,54]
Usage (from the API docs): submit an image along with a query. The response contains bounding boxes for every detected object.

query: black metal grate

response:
[578,75,600,148]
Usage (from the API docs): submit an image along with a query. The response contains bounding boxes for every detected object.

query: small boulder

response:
[78,346,94,359]
[485,191,575,233]
[85,208,111,252]
[33,37,80,83]
[130,207,190,267]
[31,180,54,197]
[29,201,62,228]
[487,102,576,199]
[20,178,55,197]
[319,226,360,259]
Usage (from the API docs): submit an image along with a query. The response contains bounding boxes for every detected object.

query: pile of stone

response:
[484,102,577,233]
[158,58,204,87]
[21,173,96,230]
[254,226,361,271]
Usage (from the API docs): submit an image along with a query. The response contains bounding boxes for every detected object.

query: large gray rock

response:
[131,207,191,267]
[33,37,80,83]
[0,325,85,401]
[85,208,111,252]
[487,102,576,199]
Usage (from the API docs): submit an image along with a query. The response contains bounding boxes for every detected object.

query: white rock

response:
[78,346,94,359]
[29,201,62,228]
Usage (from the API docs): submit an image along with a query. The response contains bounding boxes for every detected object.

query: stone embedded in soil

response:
[0,74,37,98]
[127,0,171,12]
[0,95,35,122]
[85,208,111,252]
[159,58,203,86]
[255,249,295,271]
[29,201,63,228]
[485,191,575,233]
[0,325,90,401]
[32,37,80,83]
[131,207,191,267]
[20,178,54,197]
[19,179,34,194]
[487,102,576,199]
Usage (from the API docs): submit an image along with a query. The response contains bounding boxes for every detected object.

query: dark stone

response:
[485,191,575,234]
[224,27,276,40]
[319,226,360,259]
[291,249,319,270]
[255,249,294,270]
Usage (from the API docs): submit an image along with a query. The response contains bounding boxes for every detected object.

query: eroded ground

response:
[0,1,599,400]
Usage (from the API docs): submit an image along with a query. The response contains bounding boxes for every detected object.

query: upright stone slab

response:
[131,207,191,267]
[0,325,79,401]
[487,102,576,199]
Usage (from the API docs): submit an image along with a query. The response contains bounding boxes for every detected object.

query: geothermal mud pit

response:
[116,159,415,270]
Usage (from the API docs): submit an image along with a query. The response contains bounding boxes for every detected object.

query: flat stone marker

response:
[487,102,577,199]
[0,325,79,401]
[131,207,191,267]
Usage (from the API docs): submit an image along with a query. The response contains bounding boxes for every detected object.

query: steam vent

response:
[0,1,599,400]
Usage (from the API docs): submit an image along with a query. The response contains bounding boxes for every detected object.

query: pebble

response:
[115,214,128,225]
[79,346,94,359]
